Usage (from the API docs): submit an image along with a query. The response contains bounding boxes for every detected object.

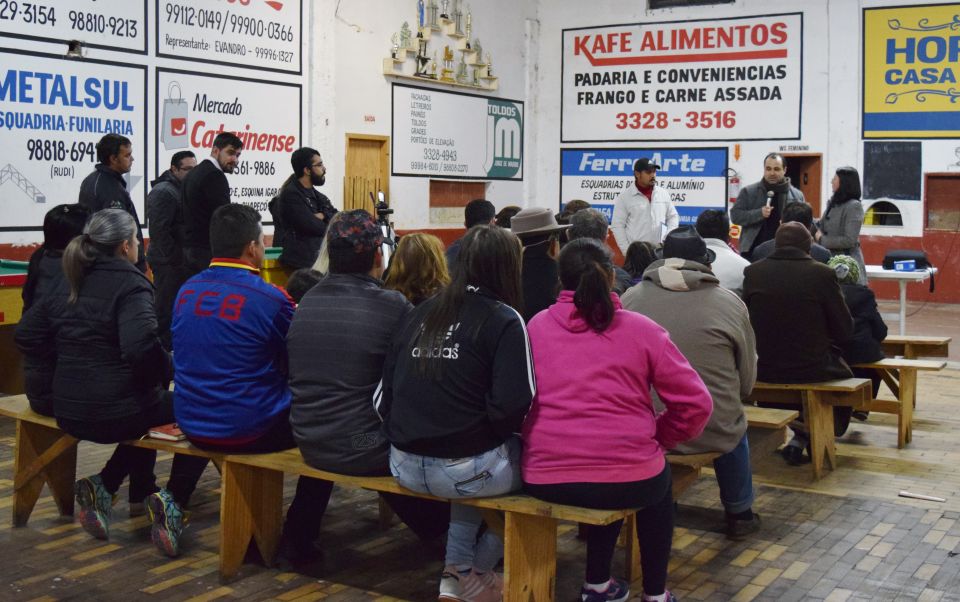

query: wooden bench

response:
[743,405,799,458]
[0,395,636,601]
[882,335,951,360]
[747,378,871,480]
[854,358,947,448]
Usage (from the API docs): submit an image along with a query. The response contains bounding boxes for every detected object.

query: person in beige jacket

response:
[621,226,760,540]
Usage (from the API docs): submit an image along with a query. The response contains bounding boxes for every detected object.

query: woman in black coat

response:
[829,255,887,401]
[16,209,174,541]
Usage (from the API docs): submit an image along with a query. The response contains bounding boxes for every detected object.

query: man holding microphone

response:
[731,153,806,260]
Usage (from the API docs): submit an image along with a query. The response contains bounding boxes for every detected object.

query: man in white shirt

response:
[611,157,680,254]
[695,209,750,298]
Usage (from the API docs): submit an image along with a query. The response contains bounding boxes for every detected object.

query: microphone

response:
[765,191,774,208]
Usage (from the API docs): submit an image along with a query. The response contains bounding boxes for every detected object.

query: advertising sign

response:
[0,0,146,54]
[156,68,301,223]
[392,83,523,180]
[560,148,728,225]
[863,3,960,138]
[562,13,803,142]
[157,0,302,74]
[0,48,147,231]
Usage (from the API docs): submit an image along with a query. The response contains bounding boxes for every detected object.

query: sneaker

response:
[642,591,678,602]
[75,475,116,540]
[726,512,761,540]
[146,489,185,557]
[581,578,630,602]
[438,566,501,602]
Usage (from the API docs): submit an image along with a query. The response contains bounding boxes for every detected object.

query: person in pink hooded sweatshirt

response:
[522,238,712,602]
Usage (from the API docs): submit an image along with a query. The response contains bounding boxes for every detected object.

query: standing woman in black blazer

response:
[16,209,174,541]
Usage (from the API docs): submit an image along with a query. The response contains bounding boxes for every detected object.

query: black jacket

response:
[182,159,230,254]
[742,247,853,383]
[521,250,559,322]
[19,251,65,415]
[146,170,185,266]
[15,257,171,423]
[839,283,887,365]
[381,287,535,458]
[78,165,145,270]
[288,273,412,475]
[277,179,337,269]
[751,239,832,265]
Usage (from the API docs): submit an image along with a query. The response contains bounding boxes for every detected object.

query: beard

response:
[311,173,325,186]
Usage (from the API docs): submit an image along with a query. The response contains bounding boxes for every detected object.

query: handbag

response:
[882,250,935,292]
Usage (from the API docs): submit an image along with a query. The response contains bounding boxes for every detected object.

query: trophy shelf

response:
[381,63,499,92]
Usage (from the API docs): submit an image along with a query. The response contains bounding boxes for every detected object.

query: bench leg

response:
[13,421,78,526]
[219,461,283,581]
[504,512,556,602]
[803,391,836,480]
[898,369,916,448]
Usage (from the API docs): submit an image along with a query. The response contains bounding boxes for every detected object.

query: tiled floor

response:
[2,371,960,600]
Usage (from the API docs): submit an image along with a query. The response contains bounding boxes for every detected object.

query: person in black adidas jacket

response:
[381,224,534,601]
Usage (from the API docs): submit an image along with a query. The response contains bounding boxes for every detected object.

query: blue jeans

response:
[390,437,521,570]
[712,434,755,515]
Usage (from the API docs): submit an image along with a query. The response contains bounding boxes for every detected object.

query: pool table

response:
[0,259,28,394]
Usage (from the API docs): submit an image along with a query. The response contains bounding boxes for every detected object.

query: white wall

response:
[310,0,538,230]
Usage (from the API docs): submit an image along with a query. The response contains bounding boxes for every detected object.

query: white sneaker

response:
[438,566,502,602]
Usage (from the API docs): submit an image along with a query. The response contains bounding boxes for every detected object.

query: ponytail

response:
[573,261,614,332]
[62,209,137,303]
[559,238,616,333]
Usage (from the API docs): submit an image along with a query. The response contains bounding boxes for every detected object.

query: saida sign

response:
[864,3,960,138]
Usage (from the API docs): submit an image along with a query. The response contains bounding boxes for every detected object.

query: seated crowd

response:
[14,148,886,602]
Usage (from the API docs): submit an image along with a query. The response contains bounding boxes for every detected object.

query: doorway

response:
[344,134,390,214]
[782,153,823,216]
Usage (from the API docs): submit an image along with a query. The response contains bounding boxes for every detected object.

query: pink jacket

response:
[521,291,712,485]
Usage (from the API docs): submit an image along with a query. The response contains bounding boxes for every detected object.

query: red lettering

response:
[620,32,632,52]
[573,34,588,56]
[591,35,607,54]
[751,25,769,46]
[175,289,195,315]
[770,22,788,45]
[195,291,220,316]
[218,294,247,321]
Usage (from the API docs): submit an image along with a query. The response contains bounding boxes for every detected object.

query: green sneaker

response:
[75,475,116,540]
[146,489,185,557]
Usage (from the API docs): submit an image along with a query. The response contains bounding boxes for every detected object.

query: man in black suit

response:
[181,132,243,275]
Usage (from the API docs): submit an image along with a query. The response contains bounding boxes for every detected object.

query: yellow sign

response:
[863,4,960,138]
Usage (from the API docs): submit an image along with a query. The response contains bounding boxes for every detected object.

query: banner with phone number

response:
[157,0,302,74]
[561,13,802,142]
[0,0,146,53]
[156,68,301,224]
[0,48,146,231]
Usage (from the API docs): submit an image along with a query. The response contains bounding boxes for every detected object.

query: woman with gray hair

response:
[16,208,174,542]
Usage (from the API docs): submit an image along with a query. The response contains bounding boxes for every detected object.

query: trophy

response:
[453,1,463,34]
[427,0,438,28]
[441,45,455,82]
[417,0,425,28]
[391,33,399,59]
[473,39,483,63]
[456,57,467,84]
[430,50,438,78]
[472,66,479,86]
[415,33,430,77]
[440,0,449,19]
[485,52,492,76]
[400,22,412,50]
[465,8,472,46]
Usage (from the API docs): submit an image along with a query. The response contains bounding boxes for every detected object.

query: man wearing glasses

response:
[275,147,339,270]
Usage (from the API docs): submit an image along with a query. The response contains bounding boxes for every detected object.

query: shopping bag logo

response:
[161,82,189,150]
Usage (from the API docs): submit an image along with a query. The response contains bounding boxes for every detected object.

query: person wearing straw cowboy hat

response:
[510,207,571,322]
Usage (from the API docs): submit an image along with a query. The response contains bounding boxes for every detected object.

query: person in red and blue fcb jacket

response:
[142,204,331,560]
